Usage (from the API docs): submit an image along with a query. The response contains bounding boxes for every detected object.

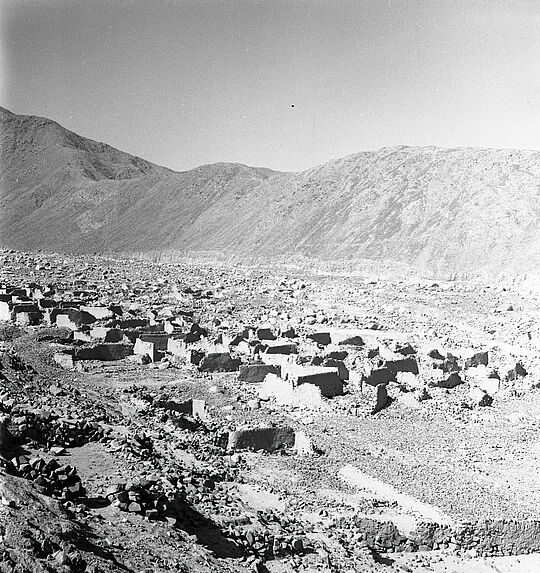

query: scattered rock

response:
[470,387,493,407]
[435,372,463,389]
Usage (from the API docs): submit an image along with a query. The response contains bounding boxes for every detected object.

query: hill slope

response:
[0,108,276,253]
[2,107,540,277]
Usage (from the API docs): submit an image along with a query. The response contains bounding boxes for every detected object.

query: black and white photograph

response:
[1,1,540,571]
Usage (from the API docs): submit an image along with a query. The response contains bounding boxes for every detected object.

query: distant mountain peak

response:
[2,107,540,278]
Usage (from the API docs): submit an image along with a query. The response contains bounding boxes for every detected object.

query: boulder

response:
[367,347,379,358]
[428,349,444,360]
[191,399,207,419]
[435,372,463,389]
[505,362,527,381]
[470,387,493,407]
[465,351,489,369]
[415,387,431,402]
[185,323,207,343]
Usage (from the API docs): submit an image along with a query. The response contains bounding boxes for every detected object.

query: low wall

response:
[334,515,540,556]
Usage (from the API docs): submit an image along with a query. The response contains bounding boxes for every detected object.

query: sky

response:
[1,0,539,172]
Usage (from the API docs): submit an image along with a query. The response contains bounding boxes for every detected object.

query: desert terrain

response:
[3,0,540,569]
[3,107,540,279]
[2,248,540,573]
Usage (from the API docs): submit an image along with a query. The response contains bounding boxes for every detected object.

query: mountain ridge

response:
[2,107,540,278]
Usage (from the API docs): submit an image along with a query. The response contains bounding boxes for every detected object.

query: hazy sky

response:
[1,0,539,172]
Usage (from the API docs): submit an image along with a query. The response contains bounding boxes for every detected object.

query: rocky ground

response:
[1,249,540,573]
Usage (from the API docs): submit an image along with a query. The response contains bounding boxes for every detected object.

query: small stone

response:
[49,385,65,396]
[50,446,66,455]
[105,483,126,497]
[1,496,16,508]
[469,386,493,407]
[68,482,82,494]
[145,509,160,521]
[127,502,142,513]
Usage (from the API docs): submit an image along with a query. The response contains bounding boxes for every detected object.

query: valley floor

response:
[1,250,540,573]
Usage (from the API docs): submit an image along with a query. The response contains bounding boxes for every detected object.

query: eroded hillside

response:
[2,107,540,278]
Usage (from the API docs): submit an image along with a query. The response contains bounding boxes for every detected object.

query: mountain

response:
[2,107,540,277]
[0,108,276,254]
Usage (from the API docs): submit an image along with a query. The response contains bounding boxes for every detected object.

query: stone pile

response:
[227,512,309,561]
[105,477,177,520]
[108,432,154,460]
[102,465,313,566]
[9,408,106,448]
[8,455,85,500]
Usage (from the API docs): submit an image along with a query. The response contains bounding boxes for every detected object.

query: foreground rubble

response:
[1,249,540,572]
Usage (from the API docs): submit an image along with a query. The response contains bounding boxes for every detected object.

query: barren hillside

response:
[2,107,540,277]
